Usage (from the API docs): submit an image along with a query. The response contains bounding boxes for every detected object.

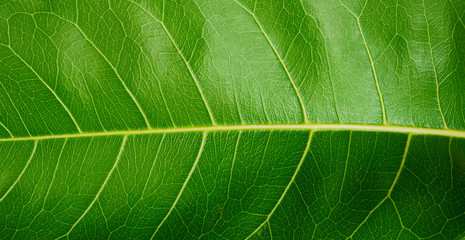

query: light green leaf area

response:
[0,0,464,239]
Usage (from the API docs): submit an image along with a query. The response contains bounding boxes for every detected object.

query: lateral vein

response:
[58,136,127,238]
[245,130,314,239]
[67,15,152,129]
[356,18,387,125]
[346,133,412,238]
[338,1,387,124]
[0,79,31,136]
[0,141,38,202]
[231,0,309,123]
[3,44,82,133]
[129,1,216,125]
[150,132,208,239]
[0,121,13,138]
[21,11,152,129]
[422,0,448,128]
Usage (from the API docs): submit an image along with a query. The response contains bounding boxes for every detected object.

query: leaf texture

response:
[0,0,464,239]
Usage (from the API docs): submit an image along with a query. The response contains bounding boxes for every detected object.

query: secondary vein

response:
[150,132,208,239]
[422,0,448,128]
[2,43,82,133]
[129,1,217,126]
[346,133,412,238]
[231,0,309,123]
[58,135,127,238]
[0,141,38,202]
[62,13,152,129]
[338,1,387,124]
[245,130,314,239]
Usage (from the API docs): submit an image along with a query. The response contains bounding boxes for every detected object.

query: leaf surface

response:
[0,0,464,239]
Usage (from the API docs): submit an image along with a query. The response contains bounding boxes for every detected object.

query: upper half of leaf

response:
[0,0,464,138]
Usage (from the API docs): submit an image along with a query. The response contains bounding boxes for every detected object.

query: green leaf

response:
[0,0,464,239]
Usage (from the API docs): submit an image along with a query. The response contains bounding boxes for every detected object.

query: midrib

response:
[1,124,465,142]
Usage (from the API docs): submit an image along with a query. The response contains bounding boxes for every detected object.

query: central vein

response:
[1,124,464,142]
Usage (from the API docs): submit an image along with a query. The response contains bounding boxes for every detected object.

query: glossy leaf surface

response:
[0,0,464,239]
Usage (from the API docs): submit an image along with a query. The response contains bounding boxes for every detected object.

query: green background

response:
[0,0,464,239]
